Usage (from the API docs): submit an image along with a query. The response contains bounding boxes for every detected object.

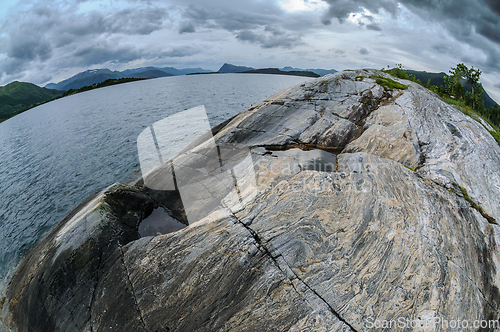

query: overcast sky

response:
[1,0,500,102]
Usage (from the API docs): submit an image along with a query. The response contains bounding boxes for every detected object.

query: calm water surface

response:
[0,74,312,293]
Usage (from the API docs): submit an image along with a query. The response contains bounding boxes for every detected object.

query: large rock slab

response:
[3,69,500,331]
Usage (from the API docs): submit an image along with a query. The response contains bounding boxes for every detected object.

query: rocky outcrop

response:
[3,69,500,331]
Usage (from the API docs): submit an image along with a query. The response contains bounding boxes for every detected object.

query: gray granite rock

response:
[3,69,500,332]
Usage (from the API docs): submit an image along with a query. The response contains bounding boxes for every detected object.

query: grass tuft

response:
[372,75,408,91]
[404,165,415,172]
[489,130,500,147]
[459,186,484,214]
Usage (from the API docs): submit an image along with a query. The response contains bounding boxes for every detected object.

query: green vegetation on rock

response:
[371,75,408,91]
[458,186,496,224]
[489,130,500,147]
[383,64,500,140]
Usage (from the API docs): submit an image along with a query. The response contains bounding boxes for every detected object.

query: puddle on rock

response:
[139,207,187,237]
[269,148,337,172]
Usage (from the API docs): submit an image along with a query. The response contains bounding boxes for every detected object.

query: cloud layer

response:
[0,0,499,102]
[321,0,500,72]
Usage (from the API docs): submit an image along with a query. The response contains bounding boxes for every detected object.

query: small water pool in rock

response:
[269,148,337,172]
[139,208,187,237]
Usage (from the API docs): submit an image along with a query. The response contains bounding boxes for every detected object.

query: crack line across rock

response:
[227,210,358,332]
[447,258,498,311]
[88,246,103,332]
[119,245,149,331]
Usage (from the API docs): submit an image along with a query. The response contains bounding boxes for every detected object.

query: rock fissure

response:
[456,186,498,225]
[118,245,149,331]
[397,98,427,170]
[229,211,358,332]
[276,254,359,332]
[447,258,498,311]
[329,111,350,121]
[417,176,497,226]
[48,290,80,331]
[88,246,103,332]
[258,142,344,154]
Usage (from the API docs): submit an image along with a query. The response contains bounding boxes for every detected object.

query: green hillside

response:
[406,70,498,108]
[0,82,63,122]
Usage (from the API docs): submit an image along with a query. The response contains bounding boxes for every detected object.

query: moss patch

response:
[459,186,497,224]
[372,75,409,91]
[0,296,6,310]
[489,130,500,147]
[460,186,484,214]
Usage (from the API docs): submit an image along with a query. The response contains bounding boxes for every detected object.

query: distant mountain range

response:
[43,64,337,92]
[217,63,337,77]
[45,67,211,91]
[281,66,338,77]
[217,63,254,73]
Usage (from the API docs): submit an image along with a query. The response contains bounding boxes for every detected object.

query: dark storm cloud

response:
[0,58,29,76]
[236,26,302,49]
[321,0,397,25]
[359,47,369,55]
[0,0,170,79]
[7,32,52,61]
[66,7,168,36]
[72,43,143,66]
[322,0,500,71]
[432,44,450,53]
[1,3,54,63]
[182,4,278,31]
[366,23,382,31]
[159,46,202,57]
[486,0,500,15]
[179,2,304,48]
[477,23,500,44]
[236,30,262,43]
[179,22,196,34]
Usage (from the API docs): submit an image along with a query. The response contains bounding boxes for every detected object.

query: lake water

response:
[0,74,312,295]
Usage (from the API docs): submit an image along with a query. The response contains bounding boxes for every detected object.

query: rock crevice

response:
[229,209,358,332]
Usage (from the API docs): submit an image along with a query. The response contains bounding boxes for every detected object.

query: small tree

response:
[448,63,483,110]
